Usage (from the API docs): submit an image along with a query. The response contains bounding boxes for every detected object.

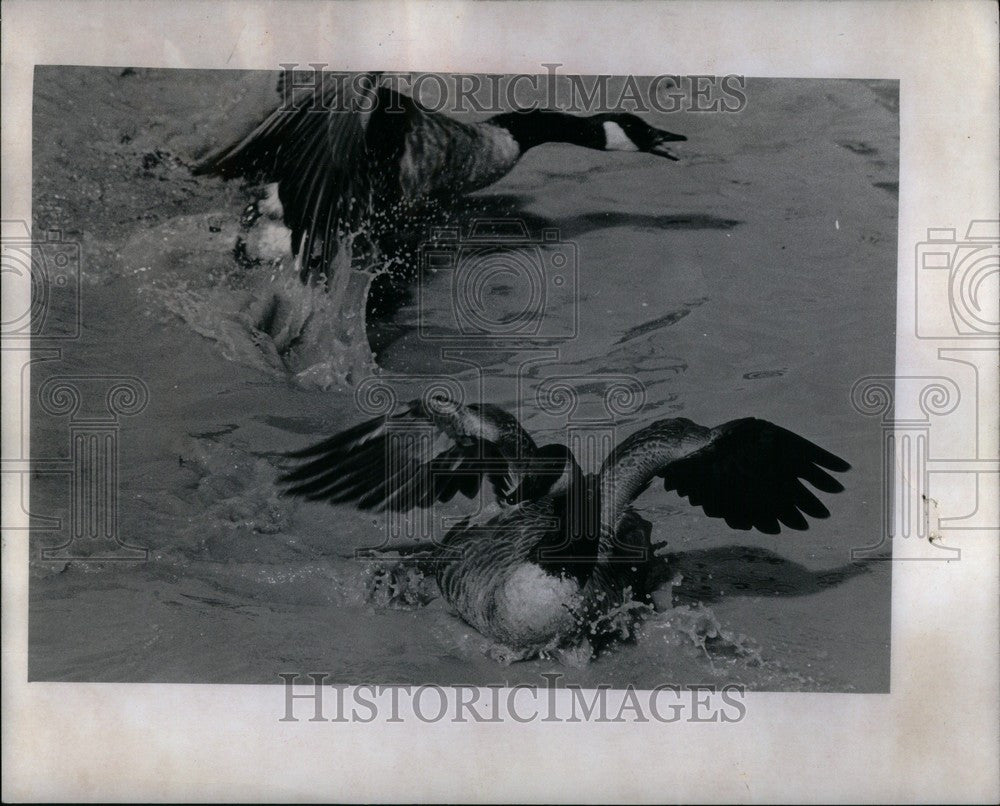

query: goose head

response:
[489,109,686,160]
[596,113,688,160]
[503,443,582,505]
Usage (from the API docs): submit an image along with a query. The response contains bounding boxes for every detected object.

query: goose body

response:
[193,74,687,281]
[384,99,524,199]
[280,394,851,661]
[434,489,656,659]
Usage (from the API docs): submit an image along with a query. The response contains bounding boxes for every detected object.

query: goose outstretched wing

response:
[191,71,378,276]
[600,417,850,535]
[280,394,540,511]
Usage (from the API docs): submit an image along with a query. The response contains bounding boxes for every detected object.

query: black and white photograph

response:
[3,1,997,802]
[25,65,895,689]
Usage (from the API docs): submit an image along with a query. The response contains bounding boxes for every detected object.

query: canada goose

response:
[279,393,850,662]
[192,72,687,284]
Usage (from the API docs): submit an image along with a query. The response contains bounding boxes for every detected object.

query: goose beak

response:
[648,131,687,160]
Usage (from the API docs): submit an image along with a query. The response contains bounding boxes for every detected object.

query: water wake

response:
[123,213,379,388]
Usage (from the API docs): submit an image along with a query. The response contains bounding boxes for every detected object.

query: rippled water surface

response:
[29,68,897,690]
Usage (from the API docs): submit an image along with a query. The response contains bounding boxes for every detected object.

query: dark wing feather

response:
[279,396,539,511]
[602,417,849,536]
[659,418,850,534]
[191,71,377,278]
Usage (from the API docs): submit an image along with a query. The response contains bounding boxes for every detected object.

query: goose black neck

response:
[533,473,603,583]
[539,445,585,495]
[488,110,605,152]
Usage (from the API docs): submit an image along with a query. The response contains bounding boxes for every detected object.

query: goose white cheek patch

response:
[602,120,639,151]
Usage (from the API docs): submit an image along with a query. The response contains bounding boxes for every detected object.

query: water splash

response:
[657,604,763,667]
[127,214,379,389]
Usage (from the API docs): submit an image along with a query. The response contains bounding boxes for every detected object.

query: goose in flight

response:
[192,72,687,284]
[279,393,850,662]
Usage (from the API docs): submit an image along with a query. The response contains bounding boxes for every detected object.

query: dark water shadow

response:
[454,194,742,239]
[651,545,871,605]
[555,211,742,239]
[616,297,709,344]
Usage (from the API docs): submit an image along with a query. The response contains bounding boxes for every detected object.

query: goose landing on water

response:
[279,393,850,664]
[191,72,687,286]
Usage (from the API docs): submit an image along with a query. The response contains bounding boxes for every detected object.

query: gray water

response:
[28,68,896,690]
